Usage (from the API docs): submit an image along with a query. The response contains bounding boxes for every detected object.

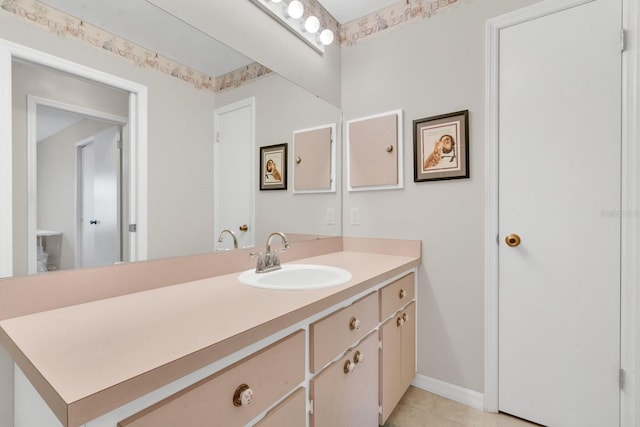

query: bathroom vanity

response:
[0,237,420,426]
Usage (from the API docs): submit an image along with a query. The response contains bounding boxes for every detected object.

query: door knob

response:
[239,224,249,232]
[505,234,521,247]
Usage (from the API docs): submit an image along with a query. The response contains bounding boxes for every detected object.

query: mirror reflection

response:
[6,0,342,277]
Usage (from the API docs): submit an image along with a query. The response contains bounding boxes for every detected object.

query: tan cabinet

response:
[253,387,306,427]
[380,301,416,424]
[118,330,305,427]
[347,111,402,190]
[310,331,379,427]
[309,291,378,373]
[379,273,415,321]
[293,125,334,192]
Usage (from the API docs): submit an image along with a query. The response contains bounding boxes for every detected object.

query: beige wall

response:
[341,0,543,393]
[215,74,342,244]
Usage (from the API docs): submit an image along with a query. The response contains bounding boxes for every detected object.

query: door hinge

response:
[216,131,221,143]
[308,399,314,414]
[116,138,122,150]
[621,28,626,52]
[379,339,383,350]
[128,224,137,233]
[619,368,625,389]
[378,405,383,415]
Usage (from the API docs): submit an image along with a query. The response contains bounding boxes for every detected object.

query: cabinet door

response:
[379,314,402,424]
[400,302,416,390]
[310,332,379,427]
[379,301,416,424]
[254,387,306,427]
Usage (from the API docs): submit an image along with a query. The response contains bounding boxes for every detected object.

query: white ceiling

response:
[36,105,84,142]
[319,0,400,24]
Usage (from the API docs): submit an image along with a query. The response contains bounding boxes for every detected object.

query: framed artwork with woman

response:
[413,110,469,182]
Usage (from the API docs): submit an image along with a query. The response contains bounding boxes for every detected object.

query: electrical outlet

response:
[350,208,360,225]
[326,208,335,225]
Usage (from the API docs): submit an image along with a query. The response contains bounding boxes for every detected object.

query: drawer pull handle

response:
[349,317,361,331]
[233,384,254,407]
[399,289,406,299]
[396,316,404,327]
[354,350,365,364]
[343,359,355,374]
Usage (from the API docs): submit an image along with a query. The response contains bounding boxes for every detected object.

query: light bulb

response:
[304,16,320,34]
[286,0,304,19]
[318,28,334,46]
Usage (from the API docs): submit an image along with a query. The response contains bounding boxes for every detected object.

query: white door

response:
[214,98,255,250]
[79,126,121,267]
[498,1,621,426]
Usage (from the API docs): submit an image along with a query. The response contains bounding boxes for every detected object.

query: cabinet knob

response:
[296,156,302,164]
[402,312,408,323]
[354,350,365,364]
[399,289,406,299]
[343,359,355,374]
[349,317,361,331]
[233,384,253,407]
[385,145,394,153]
[396,316,404,327]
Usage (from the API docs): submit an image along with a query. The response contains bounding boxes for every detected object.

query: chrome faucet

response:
[217,229,238,249]
[253,232,289,273]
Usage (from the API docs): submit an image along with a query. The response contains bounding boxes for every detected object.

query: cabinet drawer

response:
[380,273,415,321]
[253,387,306,427]
[118,330,305,427]
[310,292,377,373]
[310,331,379,427]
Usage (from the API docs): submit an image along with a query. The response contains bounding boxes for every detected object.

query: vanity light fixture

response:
[303,15,320,34]
[285,0,304,19]
[249,0,334,54]
[318,28,335,46]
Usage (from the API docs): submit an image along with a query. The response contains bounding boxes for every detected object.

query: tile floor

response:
[383,387,542,427]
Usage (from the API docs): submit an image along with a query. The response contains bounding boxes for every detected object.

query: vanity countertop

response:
[0,240,420,427]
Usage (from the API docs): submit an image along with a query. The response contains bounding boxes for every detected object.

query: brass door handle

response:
[505,234,521,247]
[239,224,249,232]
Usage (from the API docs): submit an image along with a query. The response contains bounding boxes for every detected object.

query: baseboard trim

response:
[412,374,485,411]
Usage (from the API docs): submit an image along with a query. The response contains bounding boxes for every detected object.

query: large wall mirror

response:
[1,0,342,278]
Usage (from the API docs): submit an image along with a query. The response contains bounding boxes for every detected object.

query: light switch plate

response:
[350,208,360,225]
[326,208,335,225]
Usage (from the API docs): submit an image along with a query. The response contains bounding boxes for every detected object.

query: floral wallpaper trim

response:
[0,0,476,91]
[0,0,272,92]
[339,0,476,47]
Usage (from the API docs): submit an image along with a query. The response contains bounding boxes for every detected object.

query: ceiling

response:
[319,0,399,24]
[36,0,400,76]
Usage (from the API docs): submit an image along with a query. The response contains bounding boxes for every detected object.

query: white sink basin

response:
[238,264,352,290]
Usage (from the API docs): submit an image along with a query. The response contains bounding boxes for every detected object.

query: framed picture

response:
[413,110,469,182]
[260,143,287,190]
